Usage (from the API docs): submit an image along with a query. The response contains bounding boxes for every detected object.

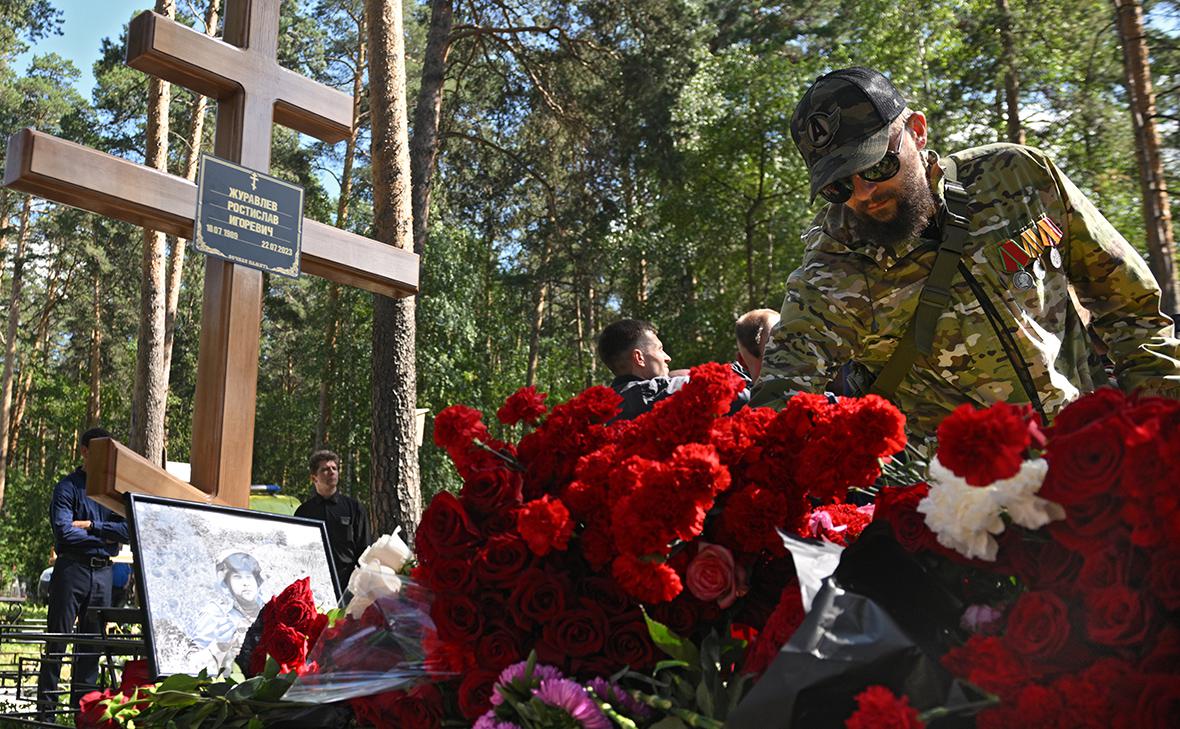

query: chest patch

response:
[995,214,1063,273]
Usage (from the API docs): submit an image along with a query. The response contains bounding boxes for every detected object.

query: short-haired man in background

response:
[735,308,781,382]
[597,319,750,421]
[38,427,129,716]
[294,450,371,590]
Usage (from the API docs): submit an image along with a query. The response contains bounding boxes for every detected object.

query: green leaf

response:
[694,681,715,718]
[227,663,246,684]
[643,609,700,667]
[151,690,202,709]
[263,656,280,680]
[156,674,201,693]
[653,659,691,672]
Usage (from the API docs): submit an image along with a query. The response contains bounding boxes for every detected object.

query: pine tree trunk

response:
[0,196,34,509]
[367,0,421,539]
[88,268,103,428]
[1113,0,1178,314]
[163,0,218,413]
[997,0,1024,144]
[130,0,175,464]
[409,0,453,256]
[318,18,366,448]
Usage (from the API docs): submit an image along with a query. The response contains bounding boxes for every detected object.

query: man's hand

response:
[72,520,92,530]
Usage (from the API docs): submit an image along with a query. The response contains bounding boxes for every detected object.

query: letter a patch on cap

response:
[996,214,1064,273]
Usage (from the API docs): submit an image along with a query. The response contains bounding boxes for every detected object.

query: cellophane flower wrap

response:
[415,363,908,720]
[283,528,446,703]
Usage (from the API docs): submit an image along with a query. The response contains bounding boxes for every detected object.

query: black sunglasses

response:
[819,128,904,204]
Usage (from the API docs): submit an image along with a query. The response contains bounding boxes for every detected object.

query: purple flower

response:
[492,660,564,705]
[586,678,652,720]
[533,678,610,729]
[472,712,521,729]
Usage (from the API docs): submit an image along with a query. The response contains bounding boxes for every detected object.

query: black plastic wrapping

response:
[728,523,988,729]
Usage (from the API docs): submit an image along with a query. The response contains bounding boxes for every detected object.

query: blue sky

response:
[15,1,148,100]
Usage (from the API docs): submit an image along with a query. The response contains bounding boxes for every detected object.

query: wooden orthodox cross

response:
[3,0,417,512]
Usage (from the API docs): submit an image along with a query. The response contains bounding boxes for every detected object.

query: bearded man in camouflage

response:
[750,66,1180,440]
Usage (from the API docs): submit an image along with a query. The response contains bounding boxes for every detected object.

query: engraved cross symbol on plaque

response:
[3,0,418,512]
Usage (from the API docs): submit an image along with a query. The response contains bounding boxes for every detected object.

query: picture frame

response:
[127,493,339,678]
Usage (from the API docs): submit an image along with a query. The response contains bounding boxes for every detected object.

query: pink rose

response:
[685,542,746,608]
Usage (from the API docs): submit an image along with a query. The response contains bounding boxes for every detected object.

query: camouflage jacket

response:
[752,143,1180,440]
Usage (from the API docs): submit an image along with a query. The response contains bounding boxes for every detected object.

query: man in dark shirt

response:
[294,450,371,592]
[597,319,749,422]
[37,427,129,716]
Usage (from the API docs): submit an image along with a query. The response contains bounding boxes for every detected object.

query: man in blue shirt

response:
[37,427,129,716]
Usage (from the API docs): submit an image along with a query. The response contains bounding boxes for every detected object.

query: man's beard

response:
[844,163,938,248]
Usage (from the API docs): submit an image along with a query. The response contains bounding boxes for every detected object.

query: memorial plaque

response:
[194,153,304,277]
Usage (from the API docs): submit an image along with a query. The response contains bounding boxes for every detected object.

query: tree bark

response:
[87,267,103,428]
[367,0,421,539]
[1113,0,1178,315]
[130,0,175,464]
[997,0,1024,144]
[0,196,33,509]
[318,16,366,449]
[163,0,218,412]
[409,0,453,256]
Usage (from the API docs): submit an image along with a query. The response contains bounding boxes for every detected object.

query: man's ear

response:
[630,347,645,369]
[907,111,928,150]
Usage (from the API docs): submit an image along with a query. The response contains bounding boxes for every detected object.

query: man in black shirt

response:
[294,450,371,592]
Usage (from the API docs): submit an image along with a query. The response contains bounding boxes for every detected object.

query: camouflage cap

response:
[790,67,907,202]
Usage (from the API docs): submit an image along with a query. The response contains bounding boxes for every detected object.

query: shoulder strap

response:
[870,165,972,399]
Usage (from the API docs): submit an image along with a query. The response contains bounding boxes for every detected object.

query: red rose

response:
[475,623,525,671]
[516,495,574,556]
[936,402,1033,486]
[497,386,549,425]
[844,685,924,729]
[1008,537,1082,594]
[423,557,475,593]
[431,592,483,643]
[416,492,480,562]
[1078,540,1135,592]
[647,594,700,638]
[1012,684,1065,727]
[1147,549,1180,610]
[1132,674,1180,729]
[460,467,523,515]
[351,684,444,729]
[1051,388,1126,436]
[540,601,608,658]
[262,620,307,671]
[474,533,533,586]
[457,669,499,720]
[685,542,745,608]
[118,659,151,694]
[507,568,568,628]
[273,577,319,633]
[1003,591,1073,665]
[604,615,657,669]
[1084,585,1154,647]
[1048,495,1122,553]
[873,483,938,553]
[941,636,1028,702]
[1041,421,1125,506]
[1140,626,1180,673]
[76,689,119,729]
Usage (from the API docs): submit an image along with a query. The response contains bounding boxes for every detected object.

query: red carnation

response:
[612,553,683,603]
[936,402,1033,486]
[497,386,549,426]
[844,685,924,729]
[516,495,574,556]
[743,581,805,677]
[433,404,489,452]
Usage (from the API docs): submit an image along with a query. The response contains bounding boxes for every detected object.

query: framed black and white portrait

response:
[127,494,339,678]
